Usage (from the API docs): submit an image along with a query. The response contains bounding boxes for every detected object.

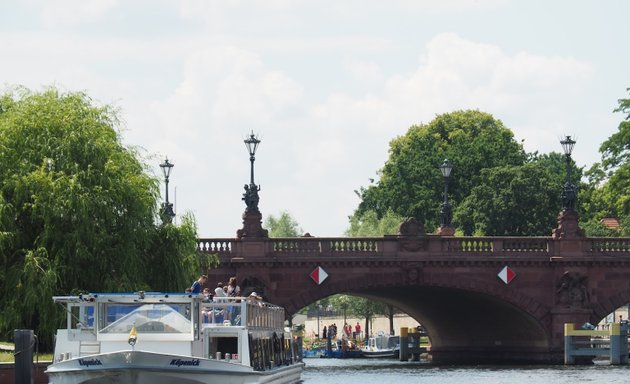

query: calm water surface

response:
[301,358,630,383]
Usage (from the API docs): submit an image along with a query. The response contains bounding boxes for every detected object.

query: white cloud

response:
[2,0,617,239]
[37,0,120,26]
[151,45,303,140]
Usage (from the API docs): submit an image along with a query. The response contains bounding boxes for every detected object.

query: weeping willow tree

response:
[0,87,204,349]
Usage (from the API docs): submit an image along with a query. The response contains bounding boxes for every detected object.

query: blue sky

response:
[2,0,629,237]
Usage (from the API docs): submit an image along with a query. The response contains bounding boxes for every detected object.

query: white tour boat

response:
[46,292,304,384]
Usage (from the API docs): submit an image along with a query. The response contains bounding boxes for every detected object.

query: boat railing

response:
[200,296,286,330]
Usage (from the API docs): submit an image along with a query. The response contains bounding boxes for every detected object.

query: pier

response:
[399,327,428,361]
[564,323,629,365]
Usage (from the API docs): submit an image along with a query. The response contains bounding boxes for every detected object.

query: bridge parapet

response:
[197,238,234,255]
[443,237,550,253]
[197,235,630,260]
[589,237,630,252]
[271,237,383,254]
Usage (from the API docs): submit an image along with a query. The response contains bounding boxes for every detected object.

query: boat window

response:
[207,336,239,360]
[69,304,95,329]
[99,303,191,334]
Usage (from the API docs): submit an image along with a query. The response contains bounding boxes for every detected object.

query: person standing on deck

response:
[190,275,207,294]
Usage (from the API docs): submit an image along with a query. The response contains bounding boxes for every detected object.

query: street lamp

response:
[560,136,577,211]
[439,159,453,230]
[242,132,261,212]
[244,132,261,186]
[159,157,175,222]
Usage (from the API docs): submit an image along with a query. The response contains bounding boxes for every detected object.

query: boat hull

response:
[46,350,304,384]
[361,349,399,358]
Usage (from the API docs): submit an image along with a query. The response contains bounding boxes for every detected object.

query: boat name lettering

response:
[170,358,200,367]
[78,358,102,367]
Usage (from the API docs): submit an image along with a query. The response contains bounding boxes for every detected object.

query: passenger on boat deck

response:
[214,282,226,299]
[202,288,212,301]
[190,274,208,294]
[227,276,241,297]
[248,292,263,306]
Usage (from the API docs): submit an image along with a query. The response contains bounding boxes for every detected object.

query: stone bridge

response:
[197,212,630,364]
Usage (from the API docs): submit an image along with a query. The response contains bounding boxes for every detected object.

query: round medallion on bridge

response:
[497,266,516,284]
[309,266,328,285]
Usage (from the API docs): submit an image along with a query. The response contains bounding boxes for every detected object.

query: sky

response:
[1,0,629,237]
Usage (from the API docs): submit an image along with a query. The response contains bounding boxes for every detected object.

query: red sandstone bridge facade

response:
[197,211,630,364]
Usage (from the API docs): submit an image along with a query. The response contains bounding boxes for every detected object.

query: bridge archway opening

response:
[592,289,630,326]
[328,285,551,364]
[295,293,420,340]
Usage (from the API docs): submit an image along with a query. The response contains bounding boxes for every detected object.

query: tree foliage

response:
[593,88,630,218]
[345,209,404,237]
[264,211,303,237]
[355,110,526,231]
[0,87,201,347]
[329,294,385,338]
[455,163,560,236]
[573,87,630,237]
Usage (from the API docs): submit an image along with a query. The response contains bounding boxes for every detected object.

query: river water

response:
[301,358,630,383]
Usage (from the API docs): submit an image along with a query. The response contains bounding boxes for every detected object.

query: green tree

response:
[329,294,353,325]
[349,296,385,339]
[573,87,630,237]
[264,211,303,237]
[355,110,526,231]
[145,213,215,292]
[0,87,200,347]
[594,88,630,217]
[454,163,560,236]
[345,209,404,237]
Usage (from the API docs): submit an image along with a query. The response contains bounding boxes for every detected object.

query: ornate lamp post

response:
[237,132,268,238]
[438,159,454,236]
[560,135,577,211]
[552,135,583,239]
[245,132,260,187]
[159,158,175,223]
[243,132,261,213]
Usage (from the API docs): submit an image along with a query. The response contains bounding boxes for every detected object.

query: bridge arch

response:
[288,272,553,363]
[232,266,553,364]
[592,288,630,324]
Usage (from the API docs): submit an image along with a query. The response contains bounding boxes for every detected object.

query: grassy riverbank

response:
[0,342,52,363]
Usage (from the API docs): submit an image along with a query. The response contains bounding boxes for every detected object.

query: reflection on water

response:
[302,358,630,383]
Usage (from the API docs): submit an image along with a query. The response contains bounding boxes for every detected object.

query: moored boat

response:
[362,334,400,358]
[46,292,304,384]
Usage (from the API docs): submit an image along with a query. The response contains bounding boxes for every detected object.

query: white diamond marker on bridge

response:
[498,266,516,285]
[310,266,328,285]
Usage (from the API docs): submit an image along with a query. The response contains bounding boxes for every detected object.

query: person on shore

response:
[344,323,352,338]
